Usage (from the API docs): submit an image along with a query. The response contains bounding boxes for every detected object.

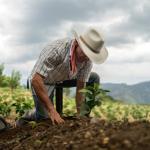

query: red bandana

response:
[70,40,77,74]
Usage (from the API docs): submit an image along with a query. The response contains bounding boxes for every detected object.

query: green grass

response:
[63,96,150,122]
[1,87,150,122]
[0,87,34,118]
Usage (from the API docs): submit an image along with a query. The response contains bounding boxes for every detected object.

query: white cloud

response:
[107,41,150,63]
[92,40,150,84]
[93,62,150,84]
[4,60,36,85]
[0,0,150,85]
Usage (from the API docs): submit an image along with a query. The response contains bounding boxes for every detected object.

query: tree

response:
[0,63,5,86]
[1,76,11,87]
[9,70,21,92]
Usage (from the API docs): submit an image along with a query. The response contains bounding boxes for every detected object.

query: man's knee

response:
[88,72,100,84]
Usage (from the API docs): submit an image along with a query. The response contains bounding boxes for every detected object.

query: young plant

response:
[79,83,109,116]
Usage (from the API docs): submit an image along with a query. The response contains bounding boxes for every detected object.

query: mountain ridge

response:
[101,81,150,104]
[68,81,150,104]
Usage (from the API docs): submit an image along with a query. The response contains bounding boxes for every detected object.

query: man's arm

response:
[31,73,64,124]
[75,61,93,114]
[76,80,86,114]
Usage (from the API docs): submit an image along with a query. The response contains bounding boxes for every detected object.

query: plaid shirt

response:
[29,38,93,95]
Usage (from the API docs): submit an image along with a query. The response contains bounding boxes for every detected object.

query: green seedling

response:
[79,83,109,116]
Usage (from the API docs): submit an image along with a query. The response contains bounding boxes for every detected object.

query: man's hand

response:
[32,73,65,125]
[48,108,64,125]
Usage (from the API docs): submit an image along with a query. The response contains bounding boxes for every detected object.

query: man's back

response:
[29,38,72,83]
[29,38,92,85]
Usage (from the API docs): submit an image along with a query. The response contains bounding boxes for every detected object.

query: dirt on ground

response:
[0,116,150,150]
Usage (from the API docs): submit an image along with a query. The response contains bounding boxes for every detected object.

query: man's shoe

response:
[0,117,8,132]
[16,109,36,127]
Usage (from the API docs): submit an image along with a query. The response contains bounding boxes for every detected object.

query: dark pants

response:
[32,72,100,120]
[50,71,100,99]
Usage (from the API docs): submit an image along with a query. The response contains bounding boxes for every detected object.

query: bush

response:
[0,88,34,118]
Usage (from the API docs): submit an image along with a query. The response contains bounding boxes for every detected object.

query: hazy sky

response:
[0,0,150,85]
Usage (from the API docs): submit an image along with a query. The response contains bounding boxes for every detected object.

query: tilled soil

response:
[0,117,150,150]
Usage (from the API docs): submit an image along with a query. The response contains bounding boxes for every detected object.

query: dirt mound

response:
[0,117,150,150]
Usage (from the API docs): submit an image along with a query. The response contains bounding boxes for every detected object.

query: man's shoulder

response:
[39,37,72,57]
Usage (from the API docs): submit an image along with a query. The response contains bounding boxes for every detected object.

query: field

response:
[0,87,150,150]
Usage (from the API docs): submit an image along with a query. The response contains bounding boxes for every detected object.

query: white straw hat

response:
[72,27,108,64]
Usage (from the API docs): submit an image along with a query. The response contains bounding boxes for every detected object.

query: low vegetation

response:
[1,63,150,149]
[1,87,150,123]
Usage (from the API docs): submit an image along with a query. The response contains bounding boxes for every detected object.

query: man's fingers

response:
[52,121,55,125]
[60,118,65,123]
[49,111,65,125]
[58,117,65,123]
[51,118,62,125]
[55,118,65,124]
[50,117,55,125]
[56,119,64,124]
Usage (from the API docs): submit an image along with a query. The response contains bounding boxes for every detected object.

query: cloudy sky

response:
[0,0,150,85]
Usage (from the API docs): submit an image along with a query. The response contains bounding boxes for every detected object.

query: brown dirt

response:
[0,117,150,150]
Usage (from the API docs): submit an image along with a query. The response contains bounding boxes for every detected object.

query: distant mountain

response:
[102,81,150,104]
[68,81,150,104]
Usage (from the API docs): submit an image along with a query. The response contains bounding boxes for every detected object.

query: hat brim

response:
[72,29,108,64]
